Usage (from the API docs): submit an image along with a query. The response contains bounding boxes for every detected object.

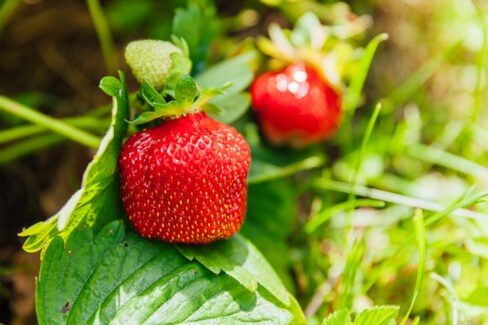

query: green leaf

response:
[191,83,229,114]
[195,51,256,96]
[241,180,297,291]
[195,52,256,124]
[200,102,221,115]
[128,110,162,125]
[175,73,198,106]
[208,92,251,124]
[354,306,400,325]
[322,309,351,325]
[139,79,165,107]
[172,4,220,73]
[170,51,192,75]
[19,71,130,252]
[37,221,296,325]
[176,234,306,323]
[171,35,190,58]
[99,77,122,97]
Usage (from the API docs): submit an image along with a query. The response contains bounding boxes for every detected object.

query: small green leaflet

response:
[354,306,400,325]
[322,306,399,325]
[170,51,192,75]
[175,73,198,106]
[18,71,130,252]
[322,309,351,325]
[36,221,296,325]
[139,79,166,107]
[99,77,122,97]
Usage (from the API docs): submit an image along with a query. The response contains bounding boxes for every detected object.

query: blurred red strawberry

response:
[251,62,342,147]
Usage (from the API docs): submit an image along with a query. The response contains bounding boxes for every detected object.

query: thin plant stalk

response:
[0,0,22,38]
[0,116,109,145]
[86,0,118,75]
[0,95,100,148]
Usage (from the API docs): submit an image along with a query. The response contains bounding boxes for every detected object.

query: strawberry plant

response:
[1,0,488,324]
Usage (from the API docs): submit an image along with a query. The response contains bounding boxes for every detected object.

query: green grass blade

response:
[405,143,488,182]
[304,199,385,233]
[86,0,117,75]
[387,41,462,108]
[400,209,425,325]
[337,239,364,310]
[344,34,389,112]
[314,179,488,221]
[430,273,465,325]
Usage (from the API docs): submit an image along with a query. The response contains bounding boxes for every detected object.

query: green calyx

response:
[129,73,230,125]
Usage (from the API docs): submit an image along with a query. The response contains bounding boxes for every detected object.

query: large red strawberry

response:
[119,43,250,244]
[251,62,341,147]
[119,112,250,244]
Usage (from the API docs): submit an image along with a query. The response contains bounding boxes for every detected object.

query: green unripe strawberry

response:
[125,40,186,90]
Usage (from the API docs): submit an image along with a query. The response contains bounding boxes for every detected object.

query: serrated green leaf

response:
[99,77,122,97]
[176,235,288,302]
[322,309,351,325]
[139,79,166,107]
[19,71,130,252]
[37,221,296,325]
[354,306,400,325]
[175,73,198,106]
[175,234,306,324]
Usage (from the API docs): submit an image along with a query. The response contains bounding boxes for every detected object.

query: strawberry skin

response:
[118,112,250,244]
[251,62,342,147]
